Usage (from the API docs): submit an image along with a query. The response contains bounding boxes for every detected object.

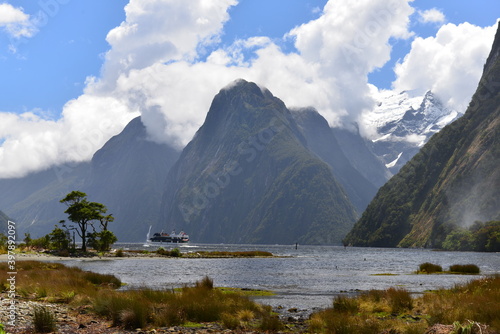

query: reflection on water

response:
[58,243,500,311]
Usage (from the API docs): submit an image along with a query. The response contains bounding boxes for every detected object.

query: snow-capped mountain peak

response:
[365,89,462,173]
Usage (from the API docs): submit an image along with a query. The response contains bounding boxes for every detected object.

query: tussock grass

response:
[94,278,271,329]
[310,275,500,333]
[1,261,281,331]
[449,264,480,274]
[83,271,122,287]
[386,287,413,313]
[259,314,284,332]
[221,312,240,329]
[418,262,443,273]
[332,295,359,313]
[237,309,255,322]
[0,261,121,302]
[33,306,57,333]
[424,275,500,328]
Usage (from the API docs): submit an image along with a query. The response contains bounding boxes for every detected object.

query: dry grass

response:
[0,261,121,303]
[0,261,279,331]
[310,275,500,333]
[424,275,500,328]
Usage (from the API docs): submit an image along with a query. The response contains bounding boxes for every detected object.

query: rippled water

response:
[58,243,500,312]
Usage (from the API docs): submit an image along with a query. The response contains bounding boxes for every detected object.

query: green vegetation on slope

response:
[162,80,357,244]
[441,221,500,252]
[344,23,500,248]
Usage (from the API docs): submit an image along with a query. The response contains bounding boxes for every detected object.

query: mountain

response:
[159,79,358,244]
[290,107,378,211]
[0,164,88,238]
[331,126,392,189]
[1,210,10,234]
[367,90,461,174]
[85,117,180,241]
[0,117,179,241]
[344,22,500,248]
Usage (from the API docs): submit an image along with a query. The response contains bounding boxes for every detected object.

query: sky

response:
[0,0,498,178]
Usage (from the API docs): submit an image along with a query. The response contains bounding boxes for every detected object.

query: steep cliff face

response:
[0,117,179,241]
[345,22,500,248]
[0,210,10,233]
[160,79,358,244]
[85,117,180,241]
[290,107,378,212]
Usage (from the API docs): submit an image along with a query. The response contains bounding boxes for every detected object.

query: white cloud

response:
[94,0,238,92]
[110,0,415,146]
[0,0,238,178]
[0,3,36,38]
[2,0,494,179]
[393,21,498,112]
[418,8,446,24]
[286,0,414,129]
[0,94,135,178]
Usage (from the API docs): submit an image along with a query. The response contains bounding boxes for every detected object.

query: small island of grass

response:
[415,262,481,275]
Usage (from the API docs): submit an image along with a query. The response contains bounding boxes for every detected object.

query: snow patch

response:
[386,152,403,169]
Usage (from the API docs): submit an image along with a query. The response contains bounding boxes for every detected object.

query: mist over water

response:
[58,244,500,313]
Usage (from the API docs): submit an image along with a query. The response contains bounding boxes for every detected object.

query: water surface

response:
[59,243,500,312]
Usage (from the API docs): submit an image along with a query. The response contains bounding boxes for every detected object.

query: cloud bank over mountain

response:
[0,0,497,178]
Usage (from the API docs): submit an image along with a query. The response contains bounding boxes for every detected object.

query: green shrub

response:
[170,248,181,257]
[156,247,167,256]
[115,249,124,257]
[418,262,443,273]
[156,247,182,257]
[33,306,56,333]
[449,264,480,274]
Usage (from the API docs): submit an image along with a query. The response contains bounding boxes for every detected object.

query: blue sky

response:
[0,0,498,177]
[1,0,497,114]
[0,1,128,113]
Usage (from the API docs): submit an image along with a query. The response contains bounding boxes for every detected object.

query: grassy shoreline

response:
[0,248,277,261]
[1,259,498,333]
[0,261,285,333]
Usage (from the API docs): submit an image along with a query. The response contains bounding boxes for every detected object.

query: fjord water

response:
[64,244,499,312]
